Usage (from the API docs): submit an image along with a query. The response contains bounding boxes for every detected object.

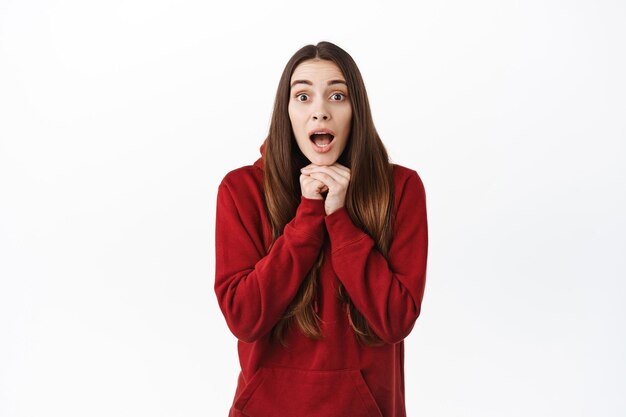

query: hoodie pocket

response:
[233,366,383,417]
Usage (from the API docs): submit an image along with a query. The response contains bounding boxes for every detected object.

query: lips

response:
[310,133,334,148]
[310,136,334,153]
[309,128,335,147]
[308,128,336,138]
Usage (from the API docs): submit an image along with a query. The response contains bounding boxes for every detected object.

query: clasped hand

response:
[300,163,351,216]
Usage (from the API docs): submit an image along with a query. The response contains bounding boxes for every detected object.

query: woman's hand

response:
[300,163,351,215]
[299,170,328,201]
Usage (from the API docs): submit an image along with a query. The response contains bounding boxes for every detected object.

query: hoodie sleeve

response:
[324,170,428,344]
[215,180,326,343]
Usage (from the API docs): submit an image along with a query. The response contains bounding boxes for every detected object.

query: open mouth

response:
[309,133,335,148]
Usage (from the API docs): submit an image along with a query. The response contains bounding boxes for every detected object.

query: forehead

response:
[290,59,345,84]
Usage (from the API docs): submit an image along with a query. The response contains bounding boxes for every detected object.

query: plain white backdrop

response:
[1,0,625,416]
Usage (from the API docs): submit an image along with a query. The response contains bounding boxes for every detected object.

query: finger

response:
[301,165,350,182]
[306,167,349,186]
[301,162,351,177]
[326,164,351,180]
[330,163,351,175]
[306,171,341,189]
[300,174,328,190]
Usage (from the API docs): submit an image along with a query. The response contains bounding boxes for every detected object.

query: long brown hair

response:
[263,41,394,347]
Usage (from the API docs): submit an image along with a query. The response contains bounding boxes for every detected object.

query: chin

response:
[308,154,338,166]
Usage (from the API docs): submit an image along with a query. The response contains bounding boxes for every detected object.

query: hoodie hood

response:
[253,140,266,171]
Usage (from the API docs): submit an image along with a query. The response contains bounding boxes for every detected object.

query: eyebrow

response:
[290,79,347,88]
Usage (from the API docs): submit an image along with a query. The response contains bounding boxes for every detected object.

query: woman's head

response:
[266,41,379,169]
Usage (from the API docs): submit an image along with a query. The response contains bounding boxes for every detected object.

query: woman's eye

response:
[331,93,346,101]
[296,93,308,102]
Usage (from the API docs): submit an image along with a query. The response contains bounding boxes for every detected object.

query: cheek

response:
[288,106,303,128]
[340,105,352,122]
[288,111,307,144]
[287,105,295,125]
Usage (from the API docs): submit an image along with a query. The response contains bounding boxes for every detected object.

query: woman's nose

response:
[313,111,329,120]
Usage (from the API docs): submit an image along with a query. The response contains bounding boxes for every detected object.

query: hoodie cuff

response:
[324,206,369,253]
[289,196,326,243]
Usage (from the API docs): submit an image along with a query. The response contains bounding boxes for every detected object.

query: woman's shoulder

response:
[390,162,425,188]
[217,163,264,206]
[390,162,427,212]
[219,162,263,188]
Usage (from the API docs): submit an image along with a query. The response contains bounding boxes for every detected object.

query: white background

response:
[1,1,625,416]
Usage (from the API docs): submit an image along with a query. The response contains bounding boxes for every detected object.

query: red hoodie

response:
[214,141,428,417]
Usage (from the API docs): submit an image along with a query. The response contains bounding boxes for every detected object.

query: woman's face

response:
[288,59,352,166]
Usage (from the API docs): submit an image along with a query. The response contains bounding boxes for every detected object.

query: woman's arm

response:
[324,170,428,344]
[214,180,326,343]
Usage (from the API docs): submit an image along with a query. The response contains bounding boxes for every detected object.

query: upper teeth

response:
[313,132,329,135]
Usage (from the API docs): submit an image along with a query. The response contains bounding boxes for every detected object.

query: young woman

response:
[215,41,428,417]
